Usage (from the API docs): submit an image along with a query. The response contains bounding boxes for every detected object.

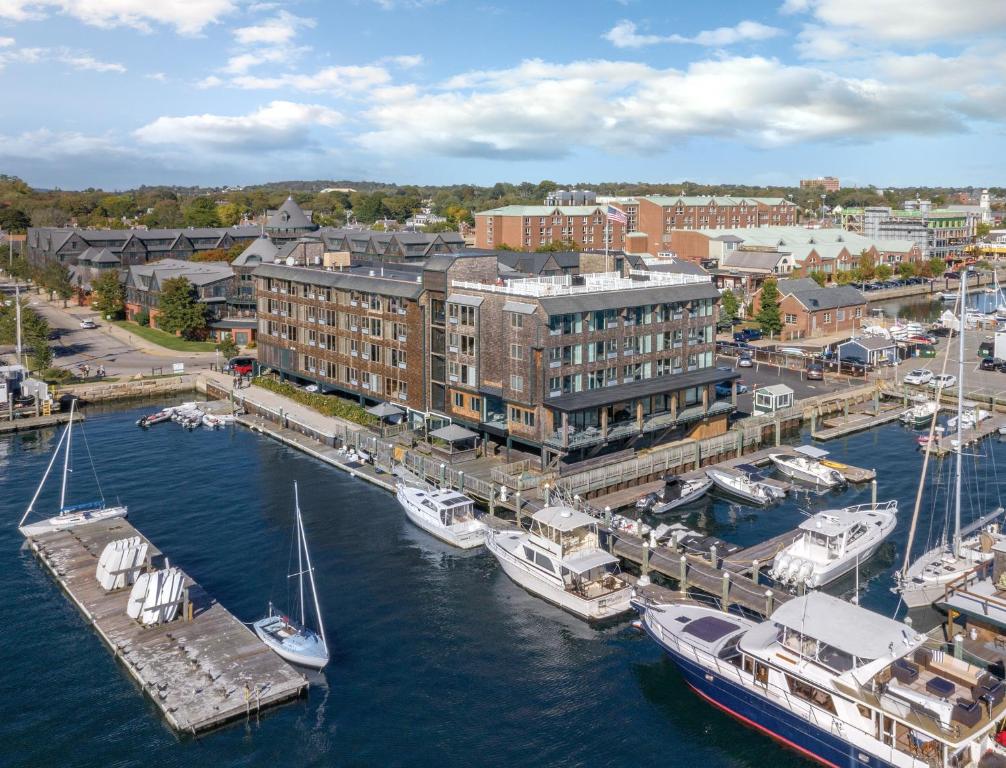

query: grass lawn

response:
[113,321,218,352]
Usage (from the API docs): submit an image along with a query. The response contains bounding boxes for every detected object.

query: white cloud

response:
[0,45,125,73]
[0,36,13,46]
[604,19,781,48]
[146,71,167,82]
[134,100,343,151]
[383,54,423,69]
[229,64,391,94]
[196,75,223,89]
[233,10,314,45]
[222,46,308,75]
[0,128,127,161]
[0,0,236,35]
[358,55,969,160]
[61,52,125,72]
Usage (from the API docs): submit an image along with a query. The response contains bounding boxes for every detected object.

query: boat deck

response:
[24,517,307,734]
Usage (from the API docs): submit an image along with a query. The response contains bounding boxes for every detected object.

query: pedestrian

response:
[97,364,105,379]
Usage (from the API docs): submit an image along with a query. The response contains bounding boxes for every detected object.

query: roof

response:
[563,549,618,573]
[644,259,709,277]
[232,235,279,266]
[789,285,866,312]
[429,423,478,442]
[770,592,921,661]
[757,384,793,397]
[447,293,484,307]
[254,263,423,300]
[266,197,314,231]
[126,258,234,289]
[839,336,896,351]
[721,250,788,271]
[366,402,405,418]
[531,505,598,532]
[476,204,605,217]
[776,277,821,294]
[503,300,536,315]
[209,318,257,329]
[538,281,720,316]
[547,367,737,412]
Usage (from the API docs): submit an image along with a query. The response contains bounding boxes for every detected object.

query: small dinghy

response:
[137,407,173,427]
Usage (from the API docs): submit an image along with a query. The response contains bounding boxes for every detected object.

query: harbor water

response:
[2,401,1005,768]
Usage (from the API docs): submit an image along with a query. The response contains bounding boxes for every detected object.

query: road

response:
[1,283,217,378]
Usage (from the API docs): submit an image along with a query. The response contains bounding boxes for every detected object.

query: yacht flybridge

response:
[19,399,127,538]
[634,591,1006,768]
[395,482,486,549]
[485,505,631,621]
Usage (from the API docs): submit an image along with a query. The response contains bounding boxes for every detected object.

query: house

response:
[713,249,795,293]
[753,384,794,414]
[836,337,897,367]
[753,278,867,340]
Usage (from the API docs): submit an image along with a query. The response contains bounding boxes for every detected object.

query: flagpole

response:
[605,217,610,273]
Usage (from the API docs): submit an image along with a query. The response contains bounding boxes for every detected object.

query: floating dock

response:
[25,518,307,734]
[0,411,76,435]
[811,402,906,441]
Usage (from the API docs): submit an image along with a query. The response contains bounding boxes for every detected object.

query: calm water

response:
[2,403,1005,768]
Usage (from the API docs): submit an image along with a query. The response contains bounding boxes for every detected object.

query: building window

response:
[510,313,523,329]
[509,343,524,361]
[510,374,523,392]
[454,392,464,408]
[785,313,797,324]
[823,312,832,323]
[470,396,481,412]
[461,335,475,355]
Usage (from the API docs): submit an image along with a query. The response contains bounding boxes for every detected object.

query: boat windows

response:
[718,636,742,664]
[522,546,536,562]
[683,615,740,643]
[785,674,837,714]
[533,551,555,573]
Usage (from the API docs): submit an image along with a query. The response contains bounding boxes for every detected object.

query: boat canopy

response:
[797,510,862,537]
[793,445,829,459]
[771,593,922,662]
[564,549,618,574]
[532,506,597,532]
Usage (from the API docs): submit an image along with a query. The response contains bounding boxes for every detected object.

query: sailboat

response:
[894,277,1004,609]
[19,398,128,538]
[253,483,329,669]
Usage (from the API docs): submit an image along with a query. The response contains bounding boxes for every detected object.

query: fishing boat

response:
[632,590,1006,768]
[395,481,486,549]
[253,483,329,669]
[484,505,632,621]
[705,467,783,507]
[19,399,128,538]
[769,453,845,488]
[769,501,898,589]
[899,400,939,429]
[896,277,1006,610]
[651,475,713,514]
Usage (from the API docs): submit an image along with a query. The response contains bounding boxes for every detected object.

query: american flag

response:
[606,205,627,225]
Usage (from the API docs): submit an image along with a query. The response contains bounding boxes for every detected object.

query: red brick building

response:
[474,205,625,252]
[751,278,867,340]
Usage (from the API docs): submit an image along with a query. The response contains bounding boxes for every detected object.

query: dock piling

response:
[751,559,761,586]
[639,541,651,586]
[871,477,877,505]
[721,573,730,612]
[679,555,687,595]
[710,544,718,570]
[765,589,774,616]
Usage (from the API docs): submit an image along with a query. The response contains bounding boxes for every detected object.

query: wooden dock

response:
[25,517,307,734]
[923,415,1006,457]
[811,402,906,441]
[0,411,76,434]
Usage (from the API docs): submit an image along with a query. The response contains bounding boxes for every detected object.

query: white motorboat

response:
[651,475,713,514]
[769,453,845,488]
[484,505,632,621]
[769,501,898,589]
[19,399,128,538]
[705,467,784,507]
[609,514,651,537]
[947,404,991,432]
[632,590,1006,768]
[899,400,939,428]
[395,482,486,549]
[253,483,329,669]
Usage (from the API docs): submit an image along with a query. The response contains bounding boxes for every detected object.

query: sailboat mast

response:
[19,419,70,526]
[14,282,23,367]
[953,276,967,557]
[295,483,305,628]
[59,399,75,513]
[297,496,327,648]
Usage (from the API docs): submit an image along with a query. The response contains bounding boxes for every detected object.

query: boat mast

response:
[59,399,76,513]
[297,495,327,649]
[295,483,305,628]
[19,418,71,526]
[953,276,966,557]
[14,282,23,367]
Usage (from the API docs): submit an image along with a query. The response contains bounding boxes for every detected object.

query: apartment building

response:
[855,205,976,261]
[800,177,841,192]
[474,196,797,255]
[254,253,731,461]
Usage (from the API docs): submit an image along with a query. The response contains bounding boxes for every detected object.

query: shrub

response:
[252,376,377,428]
[41,367,74,383]
[135,309,150,327]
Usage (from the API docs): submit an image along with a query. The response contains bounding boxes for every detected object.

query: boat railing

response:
[841,500,899,515]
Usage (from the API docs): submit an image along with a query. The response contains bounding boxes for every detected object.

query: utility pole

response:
[14,281,23,367]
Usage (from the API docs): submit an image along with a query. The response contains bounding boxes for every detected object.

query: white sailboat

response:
[19,399,128,538]
[895,277,1005,609]
[253,483,329,669]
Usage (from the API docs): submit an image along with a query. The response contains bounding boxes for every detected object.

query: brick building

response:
[752,278,867,340]
[254,253,733,461]
[800,177,841,192]
[474,205,625,252]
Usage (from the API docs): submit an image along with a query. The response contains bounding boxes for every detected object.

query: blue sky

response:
[0,0,1004,189]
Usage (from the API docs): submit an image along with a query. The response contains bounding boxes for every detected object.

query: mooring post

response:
[439,462,446,487]
[604,505,612,527]
[843,401,849,419]
[679,555,688,594]
[640,541,651,586]
[873,388,880,415]
[710,544,718,569]
[752,559,761,586]
[489,484,496,520]
[458,471,464,493]
[765,589,774,617]
[871,477,877,505]
[774,419,781,446]
[182,588,190,623]
[810,410,816,435]
[515,491,522,522]
[721,573,730,612]
[954,633,964,660]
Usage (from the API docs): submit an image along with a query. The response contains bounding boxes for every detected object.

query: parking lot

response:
[894,326,1006,401]
[714,354,855,414]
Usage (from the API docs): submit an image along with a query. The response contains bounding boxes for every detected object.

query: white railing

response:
[450,269,711,298]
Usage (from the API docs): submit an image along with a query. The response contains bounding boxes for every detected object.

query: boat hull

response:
[396,489,486,549]
[770,456,843,488]
[485,532,631,621]
[253,621,329,669]
[20,505,128,538]
[651,479,712,515]
[706,470,770,506]
[642,621,901,768]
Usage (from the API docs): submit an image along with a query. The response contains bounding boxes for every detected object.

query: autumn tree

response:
[720,289,739,321]
[857,250,876,281]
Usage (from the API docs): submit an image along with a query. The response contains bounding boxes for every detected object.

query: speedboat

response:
[485,505,631,621]
[632,590,1006,768]
[769,501,898,589]
[769,453,845,488]
[705,467,784,507]
[651,475,713,514]
[395,482,486,549]
[899,400,938,429]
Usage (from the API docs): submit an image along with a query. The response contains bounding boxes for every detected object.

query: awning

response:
[794,445,829,459]
[564,549,618,574]
[366,402,405,419]
[447,293,484,307]
[503,300,536,315]
[429,424,478,442]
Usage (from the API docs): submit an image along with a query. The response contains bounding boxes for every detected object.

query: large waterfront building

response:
[254,252,730,460]
[840,204,977,262]
[799,176,840,192]
[473,196,798,255]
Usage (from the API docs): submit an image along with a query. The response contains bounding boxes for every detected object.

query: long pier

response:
[0,411,76,434]
[25,518,307,733]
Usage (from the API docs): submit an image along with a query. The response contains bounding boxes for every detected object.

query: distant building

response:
[545,189,597,206]
[800,177,841,192]
[859,206,975,261]
[265,197,318,241]
[752,278,866,340]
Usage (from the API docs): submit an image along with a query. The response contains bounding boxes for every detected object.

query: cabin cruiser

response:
[769,501,898,589]
[706,467,785,507]
[633,590,1006,768]
[947,404,991,433]
[900,400,939,429]
[395,482,486,549]
[770,453,845,488]
[651,475,713,514]
[485,505,631,621]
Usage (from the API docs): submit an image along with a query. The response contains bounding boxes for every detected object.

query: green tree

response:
[857,250,876,281]
[20,306,51,372]
[217,335,239,359]
[876,264,893,281]
[43,262,74,307]
[977,222,992,239]
[534,238,580,252]
[808,270,827,287]
[898,262,916,280]
[0,206,31,233]
[756,278,783,336]
[157,277,208,339]
[720,289,739,321]
[143,199,183,228]
[217,202,241,226]
[835,271,854,285]
[91,270,125,319]
[184,197,221,227]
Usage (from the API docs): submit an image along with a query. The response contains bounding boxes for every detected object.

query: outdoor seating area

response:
[426,423,480,463]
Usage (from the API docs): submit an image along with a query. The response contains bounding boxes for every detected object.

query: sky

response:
[0,0,1004,190]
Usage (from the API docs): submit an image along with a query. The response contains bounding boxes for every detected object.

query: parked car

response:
[929,373,958,389]
[978,340,995,358]
[79,319,97,329]
[944,271,960,280]
[806,364,824,381]
[226,356,256,376]
[779,347,806,357]
[903,369,934,385]
[842,355,867,367]
[981,357,1000,371]
[737,353,753,368]
[714,381,749,397]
